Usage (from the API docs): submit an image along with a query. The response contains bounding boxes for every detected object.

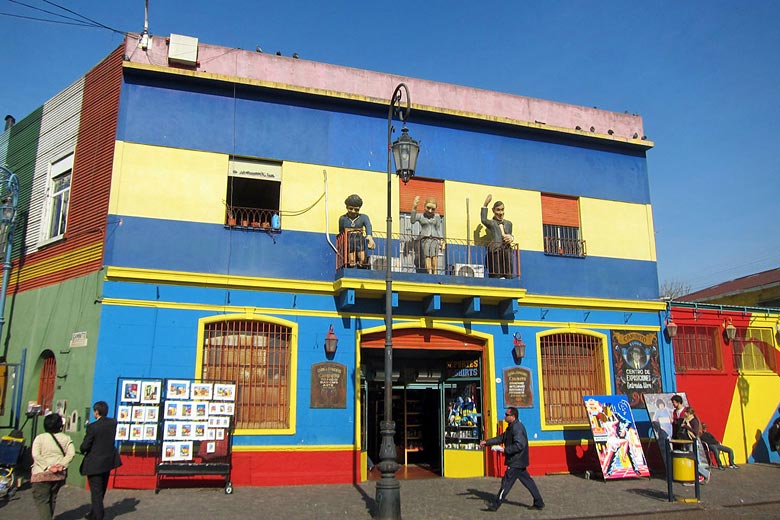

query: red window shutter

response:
[399,178,445,215]
[541,194,579,227]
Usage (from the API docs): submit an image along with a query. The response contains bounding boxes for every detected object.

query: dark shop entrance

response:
[359,328,486,480]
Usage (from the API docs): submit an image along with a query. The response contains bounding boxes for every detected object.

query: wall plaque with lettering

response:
[503,367,533,408]
[611,330,662,408]
[310,362,347,409]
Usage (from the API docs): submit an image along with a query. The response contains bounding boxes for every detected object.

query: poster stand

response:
[114,377,236,494]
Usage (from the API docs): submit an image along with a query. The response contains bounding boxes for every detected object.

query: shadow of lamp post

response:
[376,83,420,520]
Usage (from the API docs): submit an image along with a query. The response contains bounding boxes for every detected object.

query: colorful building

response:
[668,269,780,465]
[0,33,670,488]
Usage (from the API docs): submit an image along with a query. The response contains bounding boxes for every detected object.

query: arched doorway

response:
[360,328,488,480]
[37,350,57,415]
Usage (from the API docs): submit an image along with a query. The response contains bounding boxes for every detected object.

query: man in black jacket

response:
[80,401,119,520]
[480,407,544,511]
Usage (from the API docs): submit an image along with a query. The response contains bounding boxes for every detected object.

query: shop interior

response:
[360,348,483,479]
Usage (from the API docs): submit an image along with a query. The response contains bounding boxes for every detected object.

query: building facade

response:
[0,34,670,488]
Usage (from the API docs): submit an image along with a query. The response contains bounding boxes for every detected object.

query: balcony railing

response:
[225,205,280,231]
[544,236,587,258]
[336,231,520,279]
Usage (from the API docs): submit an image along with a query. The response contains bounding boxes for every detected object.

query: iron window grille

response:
[202,319,292,430]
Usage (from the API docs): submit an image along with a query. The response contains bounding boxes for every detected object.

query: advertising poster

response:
[583,394,650,480]
[611,330,662,408]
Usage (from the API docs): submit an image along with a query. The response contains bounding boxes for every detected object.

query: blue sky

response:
[2,1,777,292]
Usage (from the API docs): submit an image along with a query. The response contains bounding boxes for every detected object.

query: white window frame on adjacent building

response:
[41,153,73,242]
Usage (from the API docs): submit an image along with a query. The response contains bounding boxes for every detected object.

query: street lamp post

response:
[375,84,420,520]
[0,165,19,360]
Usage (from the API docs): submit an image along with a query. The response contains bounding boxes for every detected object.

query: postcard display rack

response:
[115,378,236,494]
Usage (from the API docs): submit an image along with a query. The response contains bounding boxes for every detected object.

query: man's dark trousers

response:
[497,466,544,507]
[87,471,110,520]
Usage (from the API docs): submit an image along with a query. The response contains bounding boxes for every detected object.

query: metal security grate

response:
[540,333,606,425]
[732,327,778,373]
[202,320,291,429]
[37,353,57,414]
[673,325,721,371]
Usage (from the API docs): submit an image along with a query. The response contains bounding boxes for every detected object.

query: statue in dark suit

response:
[80,401,119,520]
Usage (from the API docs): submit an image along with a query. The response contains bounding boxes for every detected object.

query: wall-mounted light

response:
[324,325,338,357]
[513,332,526,363]
[665,318,678,338]
[723,317,737,343]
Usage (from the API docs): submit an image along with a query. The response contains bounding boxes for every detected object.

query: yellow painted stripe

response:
[105,266,665,313]
[15,241,103,284]
[123,61,654,149]
[232,444,354,452]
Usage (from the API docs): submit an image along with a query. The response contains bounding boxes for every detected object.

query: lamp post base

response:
[375,420,401,519]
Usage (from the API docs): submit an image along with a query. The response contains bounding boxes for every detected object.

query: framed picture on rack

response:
[129,424,144,442]
[164,422,179,440]
[178,441,193,461]
[191,382,213,401]
[143,423,158,441]
[145,406,159,423]
[121,380,141,403]
[165,401,180,419]
[162,442,177,461]
[213,383,236,401]
[141,381,161,404]
[167,380,190,399]
[194,423,207,439]
[180,402,194,419]
[206,428,216,440]
[117,405,132,422]
[131,406,146,423]
[215,428,225,440]
[194,402,208,420]
[115,424,130,441]
[180,422,193,440]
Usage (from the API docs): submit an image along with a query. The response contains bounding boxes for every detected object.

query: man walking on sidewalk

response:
[480,407,544,511]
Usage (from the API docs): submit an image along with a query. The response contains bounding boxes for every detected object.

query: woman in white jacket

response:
[31,413,75,520]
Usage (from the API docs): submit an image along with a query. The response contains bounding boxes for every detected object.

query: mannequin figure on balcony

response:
[481,194,514,278]
[338,194,375,268]
[411,195,444,274]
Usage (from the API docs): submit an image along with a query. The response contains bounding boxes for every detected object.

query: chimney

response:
[4,115,14,131]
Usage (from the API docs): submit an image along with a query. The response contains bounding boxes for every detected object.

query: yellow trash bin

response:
[672,450,695,482]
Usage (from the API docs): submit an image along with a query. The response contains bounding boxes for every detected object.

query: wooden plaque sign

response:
[310,362,347,409]
[503,367,533,408]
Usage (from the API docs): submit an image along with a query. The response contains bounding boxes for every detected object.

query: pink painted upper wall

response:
[124,35,647,143]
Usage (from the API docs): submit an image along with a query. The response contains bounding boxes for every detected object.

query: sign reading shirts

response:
[583,395,650,480]
[611,330,662,408]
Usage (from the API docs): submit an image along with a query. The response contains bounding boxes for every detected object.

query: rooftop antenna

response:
[139,0,150,50]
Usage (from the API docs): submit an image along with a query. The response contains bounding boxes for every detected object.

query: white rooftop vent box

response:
[168,34,199,66]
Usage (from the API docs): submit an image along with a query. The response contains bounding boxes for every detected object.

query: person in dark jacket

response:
[479,407,544,511]
[700,423,737,469]
[80,401,119,520]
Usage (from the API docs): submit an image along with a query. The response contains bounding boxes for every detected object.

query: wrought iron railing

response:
[336,231,520,279]
[543,236,587,258]
[225,205,280,231]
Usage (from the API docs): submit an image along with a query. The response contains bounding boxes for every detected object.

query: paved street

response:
[2,463,779,519]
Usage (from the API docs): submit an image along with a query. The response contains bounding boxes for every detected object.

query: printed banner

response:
[583,395,650,480]
[611,330,662,408]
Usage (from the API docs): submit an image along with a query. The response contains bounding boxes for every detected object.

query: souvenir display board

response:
[115,377,236,494]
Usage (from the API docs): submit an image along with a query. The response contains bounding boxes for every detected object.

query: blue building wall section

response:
[117,74,650,204]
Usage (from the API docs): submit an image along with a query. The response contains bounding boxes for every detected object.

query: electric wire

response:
[7,0,93,25]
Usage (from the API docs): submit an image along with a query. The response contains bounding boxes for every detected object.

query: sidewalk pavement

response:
[2,463,779,519]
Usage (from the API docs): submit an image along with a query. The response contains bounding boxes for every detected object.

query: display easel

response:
[114,377,236,494]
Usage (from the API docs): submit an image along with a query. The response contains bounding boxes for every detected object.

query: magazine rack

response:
[114,377,236,494]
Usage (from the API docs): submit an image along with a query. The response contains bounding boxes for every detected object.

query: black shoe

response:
[528,503,545,510]
[485,501,501,512]
[85,513,95,520]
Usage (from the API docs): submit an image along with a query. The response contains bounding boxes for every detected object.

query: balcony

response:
[543,236,587,258]
[334,231,526,317]
[225,205,280,231]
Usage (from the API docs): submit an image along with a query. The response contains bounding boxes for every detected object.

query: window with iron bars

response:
[673,325,722,372]
[732,327,778,373]
[37,351,57,415]
[540,333,606,426]
[201,320,292,430]
[543,224,586,258]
